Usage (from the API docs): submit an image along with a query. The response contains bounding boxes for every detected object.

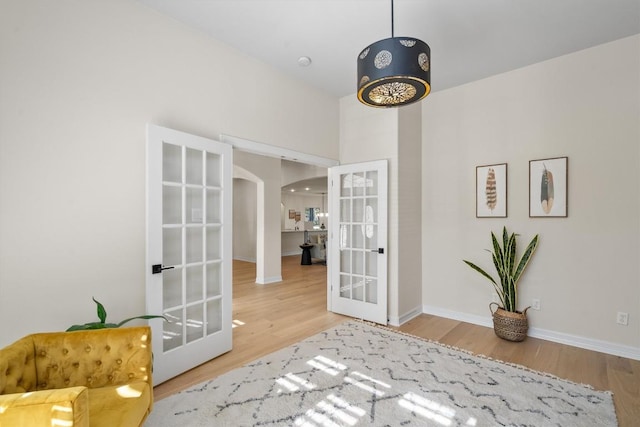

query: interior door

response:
[328,160,388,324]
[146,124,232,384]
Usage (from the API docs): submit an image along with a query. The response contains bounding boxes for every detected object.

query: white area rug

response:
[146,321,616,426]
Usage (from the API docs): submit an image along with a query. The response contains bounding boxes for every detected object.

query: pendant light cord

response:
[391,0,395,37]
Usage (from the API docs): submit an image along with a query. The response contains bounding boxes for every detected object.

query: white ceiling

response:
[138,0,640,98]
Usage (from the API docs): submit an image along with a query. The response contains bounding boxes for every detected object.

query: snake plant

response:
[66,297,166,331]
[463,227,539,313]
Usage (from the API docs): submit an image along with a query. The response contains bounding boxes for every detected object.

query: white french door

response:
[146,124,232,384]
[328,160,388,325]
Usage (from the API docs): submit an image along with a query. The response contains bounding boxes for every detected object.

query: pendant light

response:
[357,0,431,108]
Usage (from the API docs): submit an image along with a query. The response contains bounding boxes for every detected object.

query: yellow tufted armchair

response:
[0,326,153,427]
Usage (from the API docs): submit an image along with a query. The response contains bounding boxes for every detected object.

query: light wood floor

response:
[154,256,640,426]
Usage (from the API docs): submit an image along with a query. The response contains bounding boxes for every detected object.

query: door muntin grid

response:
[339,170,379,304]
[162,142,225,352]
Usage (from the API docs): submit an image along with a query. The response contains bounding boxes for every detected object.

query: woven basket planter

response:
[490,302,530,342]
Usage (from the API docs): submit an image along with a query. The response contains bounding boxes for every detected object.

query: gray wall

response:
[421,35,640,356]
[0,0,338,346]
[233,178,257,262]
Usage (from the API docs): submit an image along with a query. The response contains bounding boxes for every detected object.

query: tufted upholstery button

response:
[51,364,58,370]
[96,360,102,366]
[40,382,47,388]
[62,348,69,355]
[128,373,134,379]
[73,362,80,368]
[87,377,93,383]
[64,379,70,385]
[108,375,114,381]
[105,345,111,351]
[39,350,46,357]
[116,359,122,365]
[85,346,92,352]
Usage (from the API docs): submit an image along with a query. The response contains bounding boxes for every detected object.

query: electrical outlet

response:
[531,299,541,310]
[617,312,629,326]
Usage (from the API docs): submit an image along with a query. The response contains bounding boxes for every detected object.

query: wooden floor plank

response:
[153,256,640,427]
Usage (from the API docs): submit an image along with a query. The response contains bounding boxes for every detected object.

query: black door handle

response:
[369,248,384,254]
[152,264,175,274]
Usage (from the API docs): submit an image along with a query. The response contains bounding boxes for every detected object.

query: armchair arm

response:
[0,386,89,427]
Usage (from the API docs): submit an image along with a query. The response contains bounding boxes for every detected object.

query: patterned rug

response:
[146,321,617,426]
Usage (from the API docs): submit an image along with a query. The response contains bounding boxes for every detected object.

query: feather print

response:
[485,168,497,211]
[540,164,554,214]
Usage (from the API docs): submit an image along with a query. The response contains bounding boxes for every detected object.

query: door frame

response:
[222,133,339,287]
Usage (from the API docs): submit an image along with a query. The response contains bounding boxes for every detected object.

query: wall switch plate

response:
[531,299,541,310]
[617,312,629,326]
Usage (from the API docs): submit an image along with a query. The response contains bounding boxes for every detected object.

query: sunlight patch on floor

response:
[288,353,476,427]
[307,355,347,376]
[276,372,317,394]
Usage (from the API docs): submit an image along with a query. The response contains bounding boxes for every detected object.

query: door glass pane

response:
[186,265,203,304]
[206,227,221,260]
[366,171,378,196]
[366,252,377,277]
[163,308,183,352]
[352,251,364,275]
[186,227,203,263]
[186,187,203,224]
[339,224,350,249]
[352,226,364,249]
[206,153,221,187]
[163,228,182,266]
[340,174,352,197]
[163,143,181,183]
[186,304,204,343]
[162,267,182,309]
[353,198,364,224]
[206,262,221,297]
[206,189,221,224]
[206,299,222,335]
[365,198,377,222]
[340,199,351,222]
[163,186,181,224]
[352,277,364,301]
[186,148,203,185]
[353,172,365,197]
[340,275,351,298]
[366,278,377,304]
[366,224,378,250]
[339,251,351,273]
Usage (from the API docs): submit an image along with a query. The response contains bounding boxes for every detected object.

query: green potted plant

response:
[66,297,166,331]
[463,226,539,341]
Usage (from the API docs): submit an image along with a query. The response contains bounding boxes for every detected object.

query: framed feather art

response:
[476,163,507,218]
[529,156,568,217]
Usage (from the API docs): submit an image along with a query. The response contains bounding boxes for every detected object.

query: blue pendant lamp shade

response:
[357,1,431,107]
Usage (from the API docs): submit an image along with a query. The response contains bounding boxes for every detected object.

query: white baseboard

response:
[422,304,640,361]
[282,251,300,257]
[256,276,282,285]
[232,256,256,263]
[388,306,423,327]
